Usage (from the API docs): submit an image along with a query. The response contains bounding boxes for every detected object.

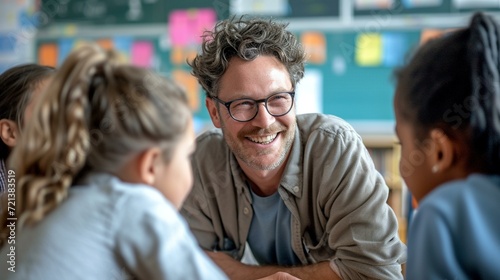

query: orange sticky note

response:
[96,38,113,50]
[420,29,445,45]
[171,46,184,65]
[171,46,198,66]
[172,69,200,111]
[301,32,327,64]
[38,43,58,67]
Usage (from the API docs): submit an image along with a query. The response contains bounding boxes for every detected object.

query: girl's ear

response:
[428,129,455,173]
[0,119,20,148]
[206,97,221,128]
[136,147,162,186]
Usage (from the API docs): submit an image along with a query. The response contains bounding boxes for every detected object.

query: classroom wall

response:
[3,0,500,135]
[0,0,39,73]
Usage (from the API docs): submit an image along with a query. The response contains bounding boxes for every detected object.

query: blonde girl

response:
[0,44,227,279]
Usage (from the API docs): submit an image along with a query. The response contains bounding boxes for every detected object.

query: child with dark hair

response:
[394,12,500,279]
[0,64,54,193]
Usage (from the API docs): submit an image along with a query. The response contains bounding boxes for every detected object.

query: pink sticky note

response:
[131,41,153,68]
[193,9,216,44]
[169,10,191,47]
[169,8,216,47]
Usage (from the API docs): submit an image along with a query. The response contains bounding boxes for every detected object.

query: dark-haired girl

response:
[394,12,500,279]
[0,64,54,193]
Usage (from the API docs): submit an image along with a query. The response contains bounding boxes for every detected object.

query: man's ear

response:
[0,119,20,148]
[206,97,221,128]
[429,129,455,173]
[136,147,163,186]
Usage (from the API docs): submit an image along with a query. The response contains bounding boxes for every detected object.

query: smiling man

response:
[181,17,406,280]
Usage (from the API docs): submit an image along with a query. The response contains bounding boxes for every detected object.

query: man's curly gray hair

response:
[188,16,307,97]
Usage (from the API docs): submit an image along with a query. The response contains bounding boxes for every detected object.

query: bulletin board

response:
[38,0,462,125]
[34,29,426,124]
[316,30,422,121]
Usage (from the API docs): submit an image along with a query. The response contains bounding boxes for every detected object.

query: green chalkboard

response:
[40,0,340,26]
[40,0,230,25]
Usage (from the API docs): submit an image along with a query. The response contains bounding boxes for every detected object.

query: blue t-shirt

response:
[406,174,500,280]
[247,187,301,266]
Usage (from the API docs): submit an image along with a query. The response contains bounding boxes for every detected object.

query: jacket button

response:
[243,207,249,215]
[293,186,299,193]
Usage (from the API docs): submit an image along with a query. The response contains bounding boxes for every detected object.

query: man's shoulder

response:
[194,128,230,159]
[196,128,225,147]
[296,113,359,140]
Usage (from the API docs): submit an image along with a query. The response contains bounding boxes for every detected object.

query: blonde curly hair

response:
[0,44,191,246]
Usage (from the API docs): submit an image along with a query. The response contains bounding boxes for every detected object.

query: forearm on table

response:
[207,251,340,280]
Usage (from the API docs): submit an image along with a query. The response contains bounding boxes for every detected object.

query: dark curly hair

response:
[395,12,500,174]
[189,16,306,97]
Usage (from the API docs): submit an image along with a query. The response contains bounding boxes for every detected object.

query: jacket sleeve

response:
[180,166,219,251]
[313,128,407,279]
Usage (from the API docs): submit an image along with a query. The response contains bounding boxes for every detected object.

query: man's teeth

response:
[248,134,277,144]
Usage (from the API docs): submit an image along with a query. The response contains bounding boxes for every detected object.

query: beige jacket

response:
[181,113,406,279]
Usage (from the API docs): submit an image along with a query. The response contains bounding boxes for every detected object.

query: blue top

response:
[0,173,227,280]
[247,187,301,266]
[406,174,500,280]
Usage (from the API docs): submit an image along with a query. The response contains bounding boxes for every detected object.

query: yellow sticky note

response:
[355,33,382,66]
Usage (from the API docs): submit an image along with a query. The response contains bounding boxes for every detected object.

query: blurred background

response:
[2,0,500,242]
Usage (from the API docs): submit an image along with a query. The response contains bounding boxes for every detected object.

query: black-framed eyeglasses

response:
[212,91,295,122]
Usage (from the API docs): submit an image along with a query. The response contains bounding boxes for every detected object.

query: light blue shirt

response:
[0,173,227,280]
[407,174,500,280]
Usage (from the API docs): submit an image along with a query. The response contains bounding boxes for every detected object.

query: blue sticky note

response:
[114,36,133,52]
[382,33,407,67]
[0,33,16,53]
[19,10,38,29]
[58,38,74,66]
[113,36,133,62]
